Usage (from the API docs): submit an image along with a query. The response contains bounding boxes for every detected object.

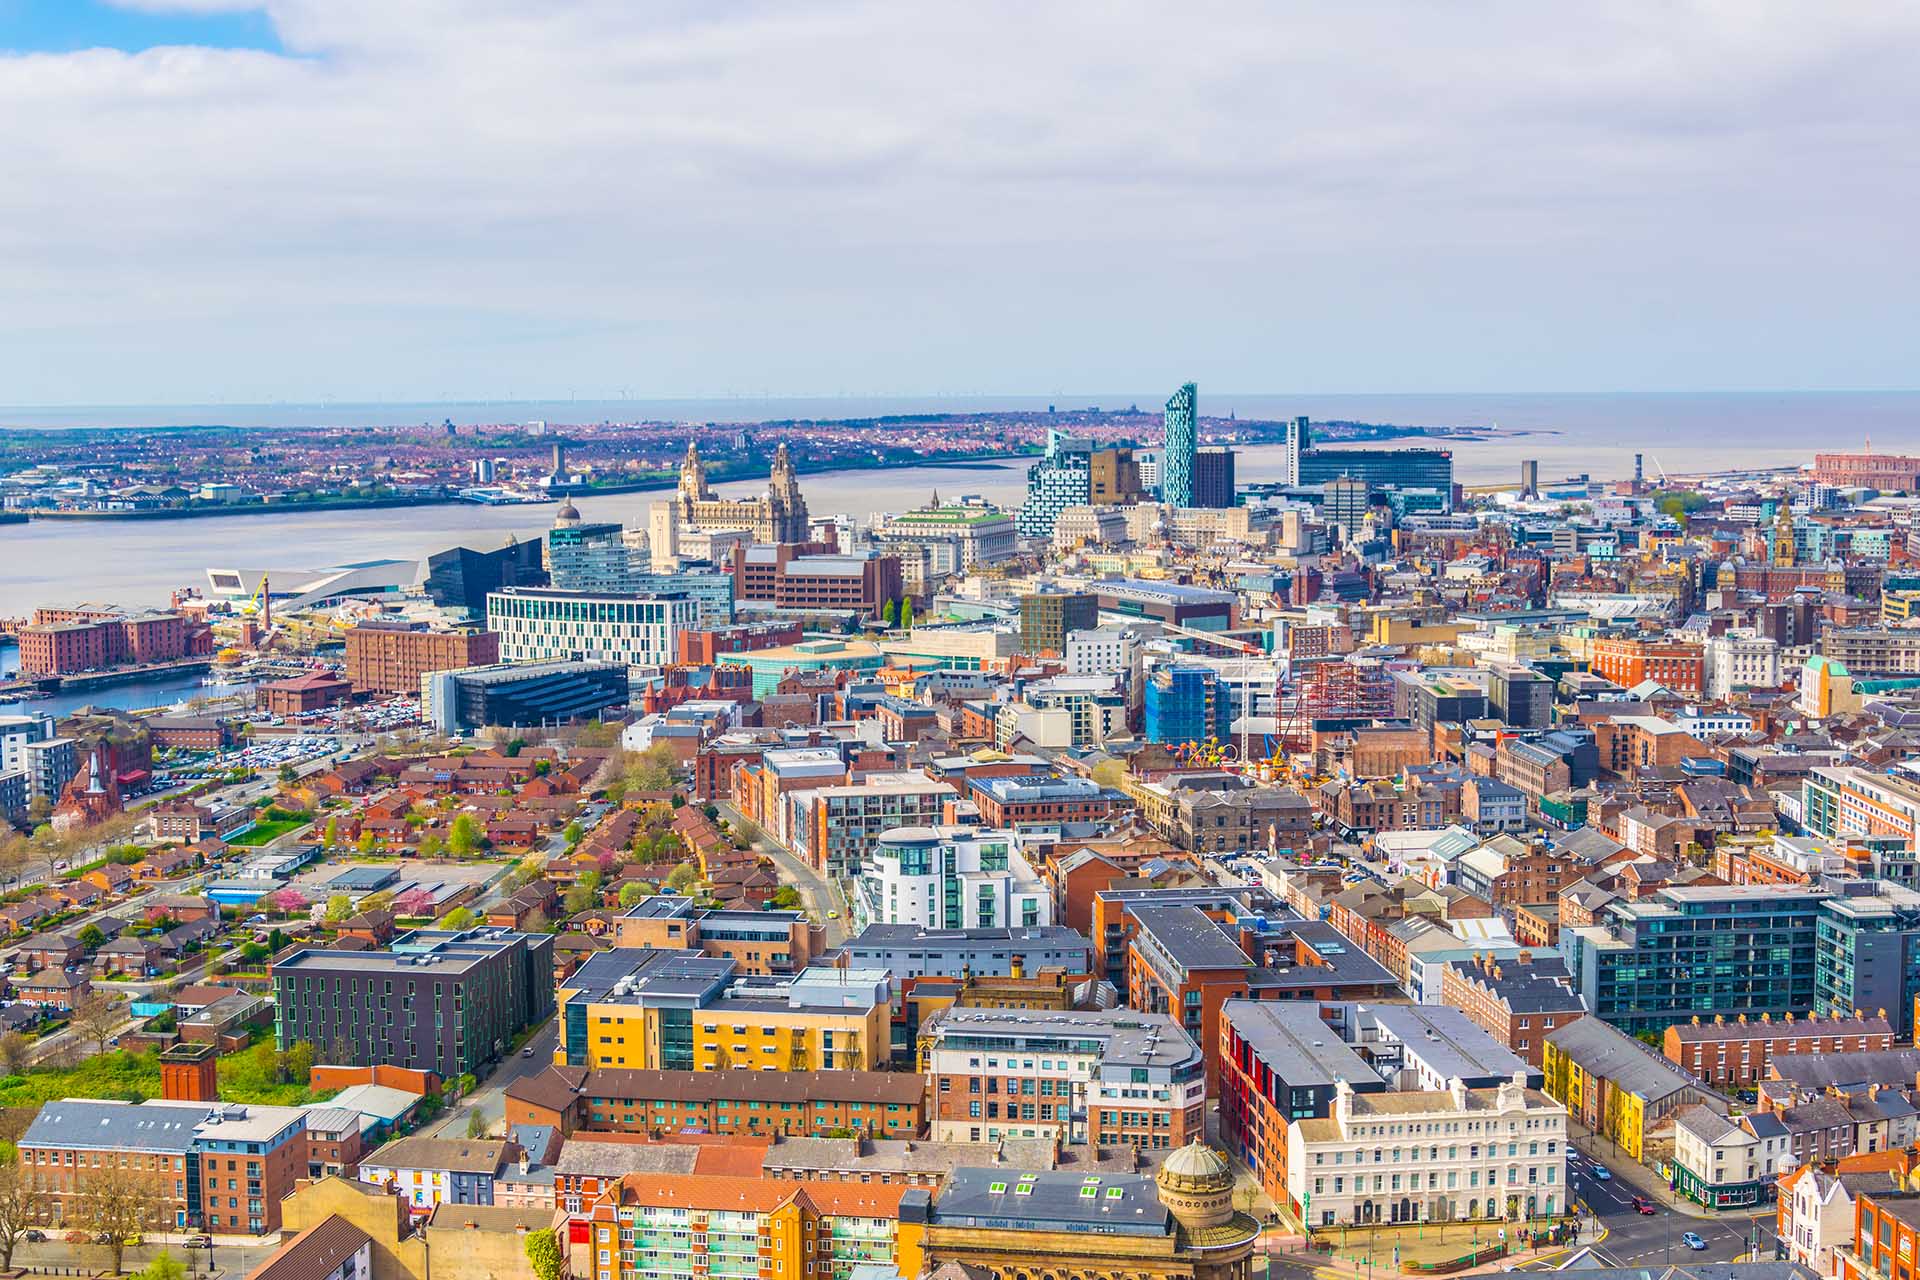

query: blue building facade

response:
[1144,664,1231,745]
[1160,382,1197,507]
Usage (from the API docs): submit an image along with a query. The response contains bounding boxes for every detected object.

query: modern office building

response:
[1193,446,1236,508]
[273,927,556,1080]
[1814,882,1920,1037]
[545,507,640,594]
[921,1006,1206,1148]
[728,544,902,618]
[417,538,548,617]
[1160,382,1198,507]
[856,825,1051,930]
[1019,590,1098,656]
[421,659,628,731]
[872,502,1019,572]
[1017,430,1094,538]
[1094,578,1236,631]
[1284,415,1456,507]
[1145,665,1232,744]
[343,622,500,696]
[1562,885,1828,1034]
[487,587,699,667]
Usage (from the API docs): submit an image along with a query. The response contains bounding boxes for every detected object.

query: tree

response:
[524,908,551,935]
[622,743,679,793]
[138,1253,186,1280]
[439,906,478,931]
[524,1227,562,1280]
[71,991,126,1056]
[321,816,339,849]
[355,830,376,855]
[768,885,802,910]
[880,598,898,627]
[466,1107,489,1138]
[617,881,648,908]
[417,833,446,859]
[562,881,596,916]
[666,862,699,894]
[0,1159,50,1269]
[325,894,354,923]
[1090,757,1129,789]
[563,821,584,850]
[80,1164,163,1275]
[284,1039,317,1083]
[277,763,297,783]
[899,599,914,629]
[448,813,481,857]
[78,923,106,952]
[0,1030,29,1077]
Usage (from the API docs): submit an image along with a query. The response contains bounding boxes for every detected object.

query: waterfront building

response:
[1089,446,1145,505]
[872,501,1018,573]
[670,439,810,543]
[1161,382,1198,507]
[487,587,699,667]
[17,604,199,675]
[546,505,642,593]
[856,825,1050,930]
[273,928,556,1080]
[343,621,499,696]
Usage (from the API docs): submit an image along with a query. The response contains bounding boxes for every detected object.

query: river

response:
[0,645,257,717]
[6,388,1909,611]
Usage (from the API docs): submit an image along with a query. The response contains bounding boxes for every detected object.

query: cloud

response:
[3,0,1919,403]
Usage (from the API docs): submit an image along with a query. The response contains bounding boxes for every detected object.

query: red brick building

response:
[1587,637,1705,696]
[343,622,499,695]
[17,606,197,675]
[1438,951,1586,1068]
[505,1066,924,1139]
[255,668,352,716]
[727,544,902,617]
[1664,1012,1894,1088]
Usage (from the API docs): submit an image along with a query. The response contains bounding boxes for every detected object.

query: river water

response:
[5,389,1913,612]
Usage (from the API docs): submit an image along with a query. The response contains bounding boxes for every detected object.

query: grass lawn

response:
[0,1050,161,1107]
[227,818,310,846]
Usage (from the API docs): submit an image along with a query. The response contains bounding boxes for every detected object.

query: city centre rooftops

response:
[928,1167,1170,1237]
[274,926,540,976]
[924,1007,1200,1072]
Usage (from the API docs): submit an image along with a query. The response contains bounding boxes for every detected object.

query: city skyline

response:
[4,2,1919,403]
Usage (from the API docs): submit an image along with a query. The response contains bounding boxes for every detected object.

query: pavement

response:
[715,799,848,947]
[429,1014,560,1137]
[14,1231,279,1277]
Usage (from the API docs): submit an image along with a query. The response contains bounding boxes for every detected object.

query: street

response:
[427,1014,561,1137]
[1547,1155,1777,1269]
[714,799,848,947]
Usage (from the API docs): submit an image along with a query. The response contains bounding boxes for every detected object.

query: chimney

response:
[1517,950,1533,966]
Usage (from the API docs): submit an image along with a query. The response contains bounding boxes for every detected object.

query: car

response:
[1683,1233,1708,1251]
[1631,1196,1655,1215]
[827,910,839,919]
[1590,1165,1612,1180]
[186,1236,212,1250]
[522,1047,535,1058]
[22,1230,44,1243]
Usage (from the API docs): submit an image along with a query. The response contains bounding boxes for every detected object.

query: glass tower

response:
[1160,382,1197,507]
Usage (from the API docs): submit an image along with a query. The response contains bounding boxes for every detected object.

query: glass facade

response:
[1160,382,1197,507]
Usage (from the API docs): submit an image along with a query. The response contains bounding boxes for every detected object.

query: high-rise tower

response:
[1161,382,1198,507]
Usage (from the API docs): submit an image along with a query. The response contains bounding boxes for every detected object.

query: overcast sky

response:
[3,0,1917,405]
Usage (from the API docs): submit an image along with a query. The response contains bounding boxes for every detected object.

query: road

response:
[429,1015,561,1137]
[714,799,847,947]
[1534,1155,1776,1270]
[15,1232,283,1277]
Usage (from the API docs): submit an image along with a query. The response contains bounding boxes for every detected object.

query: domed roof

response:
[554,500,581,524]
[1159,1141,1230,1183]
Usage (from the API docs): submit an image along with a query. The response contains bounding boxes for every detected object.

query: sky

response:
[2,1,1918,406]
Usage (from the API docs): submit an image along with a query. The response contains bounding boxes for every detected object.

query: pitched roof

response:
[250,1215,372,1280]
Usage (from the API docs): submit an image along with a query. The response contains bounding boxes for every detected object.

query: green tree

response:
[623,743,679,793]
[880,598,897,627]
[355,830,375,855]
[563,821,584,850]
[465,1107,489,1138]
[284,1039,317,1083]
[899,599,914,629]
[418,833,446,859]
[322,816,339,849]
[618,881,648,908]
[325,894,354,923]
[448,813,482,857]
[277,763,297,783]
[138,1252,185,1280]
[666,862,699,894]
[524,1227,562,1280]
[439,906,478,930]
[78,923,106,952]
[769,885,801,909]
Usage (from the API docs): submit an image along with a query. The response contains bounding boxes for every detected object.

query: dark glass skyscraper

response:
[1160,382,1197,506]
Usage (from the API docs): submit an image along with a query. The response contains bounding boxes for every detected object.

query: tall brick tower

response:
[159,1042,219,1102]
